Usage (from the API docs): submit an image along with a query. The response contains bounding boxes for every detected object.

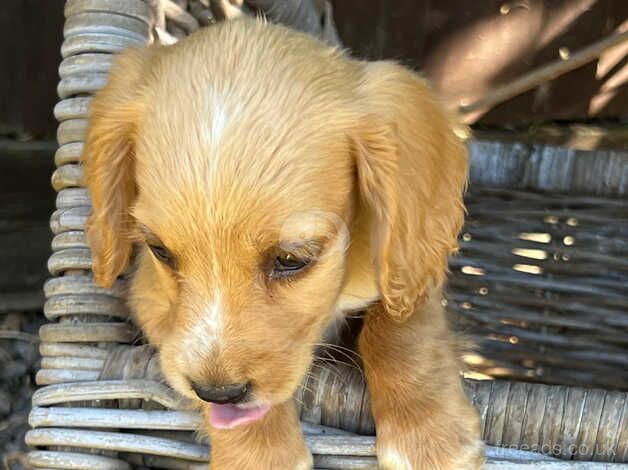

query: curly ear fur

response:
[354,61,468,321]
[83,47,156,288]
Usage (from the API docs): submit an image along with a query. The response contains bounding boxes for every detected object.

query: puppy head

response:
[84,19,466,419]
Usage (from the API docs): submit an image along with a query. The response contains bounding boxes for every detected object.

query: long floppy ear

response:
[83,47,155,288]
[353,61,468,321]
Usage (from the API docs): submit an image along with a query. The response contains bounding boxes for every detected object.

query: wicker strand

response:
[27,347,628,463]
[32,3,155,468]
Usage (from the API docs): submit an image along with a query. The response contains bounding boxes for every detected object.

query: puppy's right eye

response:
[148,244,176,269]
[271,253,310,278]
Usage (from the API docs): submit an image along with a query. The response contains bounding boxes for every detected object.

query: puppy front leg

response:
[205,399,312,470]
[359,294,483,470]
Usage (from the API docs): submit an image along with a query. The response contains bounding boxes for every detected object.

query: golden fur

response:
[83,17,482,469]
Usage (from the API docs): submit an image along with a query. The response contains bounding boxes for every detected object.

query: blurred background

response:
[0,1,626,467]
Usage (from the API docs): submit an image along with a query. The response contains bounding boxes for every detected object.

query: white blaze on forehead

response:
[201,91,242,153]
[187,290,224,354]
[209,100,228,146]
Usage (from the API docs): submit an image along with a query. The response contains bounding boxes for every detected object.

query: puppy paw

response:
[376,413,484,470]
[378,437,484,470]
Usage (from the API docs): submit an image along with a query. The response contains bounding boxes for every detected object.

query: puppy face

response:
[129,78,356,406]
[84,18,467,421]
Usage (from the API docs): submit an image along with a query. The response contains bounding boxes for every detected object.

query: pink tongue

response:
[209,404,271,429]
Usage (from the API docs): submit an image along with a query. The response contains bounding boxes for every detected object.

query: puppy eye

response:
[272,253,309,277]
[148,244,176,269]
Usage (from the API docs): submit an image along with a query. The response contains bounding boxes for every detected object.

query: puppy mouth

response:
[208,402,271,429]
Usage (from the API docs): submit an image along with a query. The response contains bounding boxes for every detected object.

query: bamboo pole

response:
[459,30,628,120]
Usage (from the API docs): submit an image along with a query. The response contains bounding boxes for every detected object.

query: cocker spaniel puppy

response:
[84,17,482,470]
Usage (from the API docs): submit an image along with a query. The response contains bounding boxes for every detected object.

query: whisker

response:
[314,342,361,358]
[293,395,305,408]
[297,383,316,395]
[314,343,363,374]
[311,357,354,388]
[320,357,361,375]
[310,359,345,381]
[303,368,325,386]
[305,363,328,378]
[312,354,344,374]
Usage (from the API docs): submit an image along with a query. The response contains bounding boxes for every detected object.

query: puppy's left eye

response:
[148,244,176,269]
[272,253,309,277]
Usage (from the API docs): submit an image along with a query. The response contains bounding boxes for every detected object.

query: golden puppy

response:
[83,17,482,470]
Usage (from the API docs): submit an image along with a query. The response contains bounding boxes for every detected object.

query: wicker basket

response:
[451,185,628,390]
[27,1,628,468]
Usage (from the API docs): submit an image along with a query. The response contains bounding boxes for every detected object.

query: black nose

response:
[191,381,248,404]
